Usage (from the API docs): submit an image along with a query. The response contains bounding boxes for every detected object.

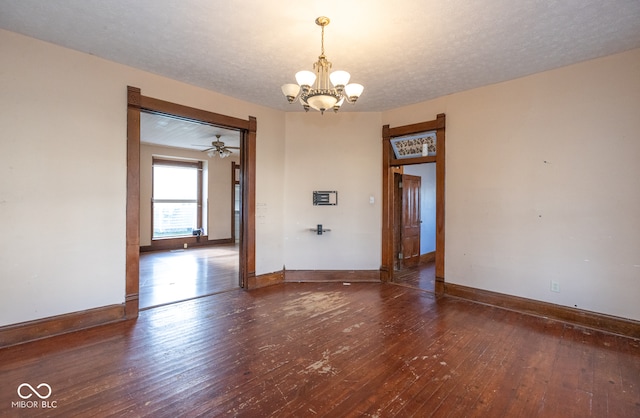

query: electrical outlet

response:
[183,243,188,249]
[550,280,560,293]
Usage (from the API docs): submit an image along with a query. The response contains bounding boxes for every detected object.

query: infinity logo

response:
[17,383,52,400]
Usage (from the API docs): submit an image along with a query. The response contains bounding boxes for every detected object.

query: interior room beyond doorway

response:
[392,163,437,292]
[139,245,239,309]
[139,110,242,309]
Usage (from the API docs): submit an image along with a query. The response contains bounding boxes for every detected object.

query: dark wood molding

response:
[231,161,239,243]
[240,117,257,289]
[0,304,126,348]
[386,118,446,137]
[393,172,402,271]
[125,294,138,320]
[434,113,446,281]
[247,270,285,289]
[152,158,202,168]
[379,265,391,283]
[390,155,436,166]
[285,270,380,283]
[445,283,640,339]
[126,86,141,320]
[381,113,446,287]
[139,96,249,130]
[420,251,436,264]
[380,125,393,283]
[139,237,234,253]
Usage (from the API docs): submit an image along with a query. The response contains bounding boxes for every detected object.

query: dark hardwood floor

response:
[1,282,639,417]
[393,261,436,292]
[139,245,239,309]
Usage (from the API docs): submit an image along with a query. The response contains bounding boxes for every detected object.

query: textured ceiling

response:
[1,0,639,113]
[140,112,240,152]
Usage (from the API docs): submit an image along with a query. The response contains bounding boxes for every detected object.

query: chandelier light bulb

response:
[281,84,300,103]
[295,71,316,89]
[344,83,364,102]
[329,70,350,89]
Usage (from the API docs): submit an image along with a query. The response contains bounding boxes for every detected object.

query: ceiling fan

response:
[198,134,239,158]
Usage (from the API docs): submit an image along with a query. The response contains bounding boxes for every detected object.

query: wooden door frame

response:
[381,113,446,293]
[126,86,257,318]
[231,162,240,243]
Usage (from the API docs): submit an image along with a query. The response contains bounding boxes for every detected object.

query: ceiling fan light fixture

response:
[282,16,363,114]
[202,134,237,158]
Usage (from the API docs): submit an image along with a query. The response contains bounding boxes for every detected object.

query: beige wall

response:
[283,112,382,270]
[0,29,285,326]
[383,48,640,321]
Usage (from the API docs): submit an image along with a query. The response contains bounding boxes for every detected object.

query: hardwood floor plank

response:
[617,337,640,413]
[498,321,564,417]
[403,307,513,417]
[1,282,638,417]
[590,332,638,417]
[393,261,435,292]
[285,292,447,416]
[139,245,239,308]
[395,302,522,416]
[212,284,412,416]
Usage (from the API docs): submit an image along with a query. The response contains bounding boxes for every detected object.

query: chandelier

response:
[281,17,364,114]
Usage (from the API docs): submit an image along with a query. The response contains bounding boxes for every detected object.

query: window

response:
[152,159,203,239]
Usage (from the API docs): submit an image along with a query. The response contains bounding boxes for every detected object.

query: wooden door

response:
[401,174,421,267]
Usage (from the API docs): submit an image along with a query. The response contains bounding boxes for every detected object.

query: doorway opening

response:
[137,112,242,309]
[381,114,446,294]
[392,165,437,291]
[126,86,256,318]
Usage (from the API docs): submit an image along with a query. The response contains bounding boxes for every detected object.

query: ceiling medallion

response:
[281,17,364,114]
